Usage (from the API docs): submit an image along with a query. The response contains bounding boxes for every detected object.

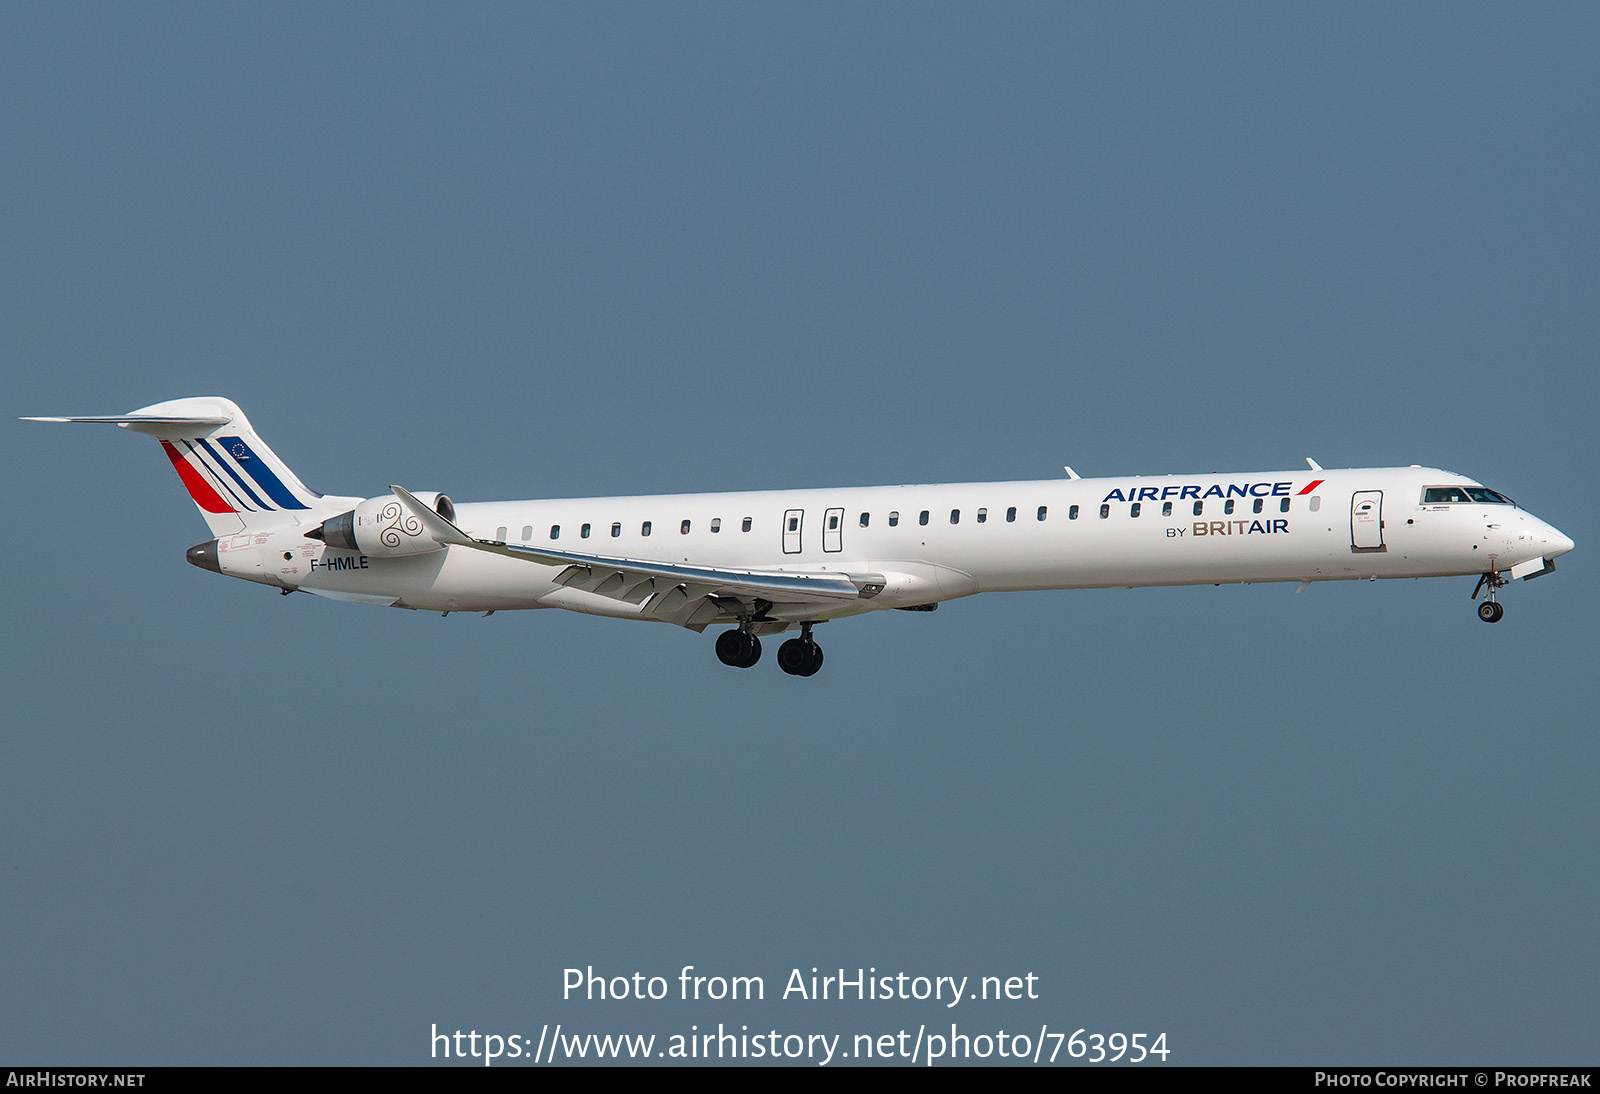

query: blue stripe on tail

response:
[196,438,272,510]
[217,436,311,510]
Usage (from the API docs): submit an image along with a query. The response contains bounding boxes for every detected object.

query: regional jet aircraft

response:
[26,397,1574,676]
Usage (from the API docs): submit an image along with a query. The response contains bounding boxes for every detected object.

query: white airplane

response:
[27,397,1574,676]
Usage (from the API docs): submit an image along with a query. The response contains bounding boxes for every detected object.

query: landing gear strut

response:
[1471,571,1506,623]
[777,622,824,677]
[715,628,762,668]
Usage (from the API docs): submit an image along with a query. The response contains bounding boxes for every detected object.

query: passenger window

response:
[550,525,560,540]
[642,521,652,536]
[860,512,870,527]
[1193,501,1203,516]
[976,508,987,523]
[1224,499,1235,515]
[1100,504,1109,519]
[711,518,721,533]
[1069,504,1079,520]
[889,511,899,527]
[611,522,621,537]
[1280,497,1290,513]
[949,509,959,524]
[1037,506,1047,521]
[681,520,691,534]
[496,526,507,541]
[742,517,752,532]
[1309,496,1321,512]
[521,525,532,541]
[919,510,929,526]
[1161,502,1171,517]
[1006,507,1017,523]
[581,523,591,538]
[1130,503,1140,518]
[1253,498,1264,514]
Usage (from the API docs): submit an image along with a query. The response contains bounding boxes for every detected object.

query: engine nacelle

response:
[316,492,455,557]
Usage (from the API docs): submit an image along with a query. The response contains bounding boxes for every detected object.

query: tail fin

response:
[24,397,332,536]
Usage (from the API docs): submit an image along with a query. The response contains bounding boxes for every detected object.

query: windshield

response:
[1423,486,1514,505]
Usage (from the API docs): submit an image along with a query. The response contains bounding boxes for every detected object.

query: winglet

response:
[1306,458,1323,472]
[389,485,473,546]
[1063,466,1081,480]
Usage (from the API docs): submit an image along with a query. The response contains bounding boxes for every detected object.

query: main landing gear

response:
[717,623,824,675]
[715,628,763,668]
[777,623,824,677]
[1471,571,1506,623]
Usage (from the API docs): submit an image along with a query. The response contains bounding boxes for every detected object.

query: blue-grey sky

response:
[4,3,1596,1065]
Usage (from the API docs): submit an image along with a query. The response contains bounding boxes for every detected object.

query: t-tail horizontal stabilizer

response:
[21,413,234,433]
[24,398,331,538]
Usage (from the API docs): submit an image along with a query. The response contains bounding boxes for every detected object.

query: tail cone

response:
[186,539,221,574]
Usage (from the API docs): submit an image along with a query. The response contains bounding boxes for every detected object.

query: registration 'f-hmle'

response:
[28,398,1574,677]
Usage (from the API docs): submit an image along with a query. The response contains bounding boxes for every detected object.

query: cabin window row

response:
[1105,496,1301,518]
[497,496,1322,542]
[496,516,760,541]
[876,505,1049,528]
[863,496,1307,527]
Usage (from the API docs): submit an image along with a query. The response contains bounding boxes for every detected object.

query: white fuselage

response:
[223,465,1573,621]
[31,399,1574,674]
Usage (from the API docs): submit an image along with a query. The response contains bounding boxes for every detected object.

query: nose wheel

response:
[1471,571,1507,623]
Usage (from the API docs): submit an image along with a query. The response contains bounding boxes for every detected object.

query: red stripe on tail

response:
[160,440,235,513]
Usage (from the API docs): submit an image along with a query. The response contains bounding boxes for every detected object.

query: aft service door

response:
[1351,490,1385,551]
[783,509,804,554]
[823,507,844,553]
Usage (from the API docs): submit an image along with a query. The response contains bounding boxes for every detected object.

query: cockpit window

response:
[1424,486,1513,505]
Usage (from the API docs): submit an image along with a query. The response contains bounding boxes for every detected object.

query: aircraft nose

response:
[1538,520,1575,558]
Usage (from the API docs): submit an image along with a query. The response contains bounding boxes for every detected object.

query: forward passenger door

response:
[1351,491,1385,551]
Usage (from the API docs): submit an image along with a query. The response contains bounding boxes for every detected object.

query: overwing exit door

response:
[823,507,844,552]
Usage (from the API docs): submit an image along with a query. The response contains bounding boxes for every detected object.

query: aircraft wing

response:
[388,486,884,629]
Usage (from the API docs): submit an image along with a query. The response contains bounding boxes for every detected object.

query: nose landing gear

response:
[1471,571,1507,623]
